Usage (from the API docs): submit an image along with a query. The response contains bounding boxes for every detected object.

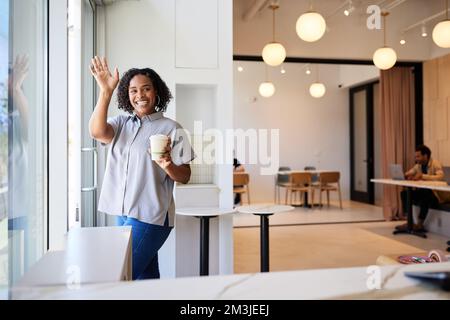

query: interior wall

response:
[233,61,350,203]
[423,53,450,165]
[338,65,379,88]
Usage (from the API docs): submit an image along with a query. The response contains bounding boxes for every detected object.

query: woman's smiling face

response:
[128,74,157,117]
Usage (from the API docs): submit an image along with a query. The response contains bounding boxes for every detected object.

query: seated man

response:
[397,145,448,232]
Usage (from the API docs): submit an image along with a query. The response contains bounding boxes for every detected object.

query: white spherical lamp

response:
[309,82,326,98]
[373,46,397,70]
[259,82,275,98]
[296,11,327,42]
[432,20,450,48]
[262,42,286,66]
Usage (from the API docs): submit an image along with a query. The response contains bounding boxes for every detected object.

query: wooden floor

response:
[233,221,449,274]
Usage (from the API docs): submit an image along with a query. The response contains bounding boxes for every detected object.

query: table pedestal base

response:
[198,216,217,276]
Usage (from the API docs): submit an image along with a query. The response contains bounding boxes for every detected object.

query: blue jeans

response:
[116,215,172,280]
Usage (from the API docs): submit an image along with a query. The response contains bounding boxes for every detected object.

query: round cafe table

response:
[236,204,294,272]
[176,207,235,276]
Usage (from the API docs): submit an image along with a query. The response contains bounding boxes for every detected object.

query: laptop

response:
[389,164,405,180]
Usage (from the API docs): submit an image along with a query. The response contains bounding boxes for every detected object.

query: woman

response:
[89,56,194,280]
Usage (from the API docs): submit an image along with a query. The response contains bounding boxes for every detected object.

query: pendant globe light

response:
[309,65,326,98]
[262,3,286,67]
[259,64,275,98]
[296,3,327,42]
[373,12,397,70]
[433,0,450,48]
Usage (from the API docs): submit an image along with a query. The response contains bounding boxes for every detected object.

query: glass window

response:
[0,0,9,300]
[1,0,48,292]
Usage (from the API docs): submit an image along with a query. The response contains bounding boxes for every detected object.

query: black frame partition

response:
[349,82,377,204]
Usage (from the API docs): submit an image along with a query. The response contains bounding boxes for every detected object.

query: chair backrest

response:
[304,166,318,182]
[276,166,291,183]
[319,171,340,184]
[289,172,312,186]
[233,173,249,186]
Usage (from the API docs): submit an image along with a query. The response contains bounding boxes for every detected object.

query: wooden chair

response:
[285,172,312,206]
[314,171,343,209]
[233,173,250,204]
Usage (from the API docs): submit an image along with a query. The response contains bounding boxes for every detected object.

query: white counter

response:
[11,261,450,300]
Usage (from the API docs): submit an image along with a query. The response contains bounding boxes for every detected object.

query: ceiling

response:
[233,0,450,61]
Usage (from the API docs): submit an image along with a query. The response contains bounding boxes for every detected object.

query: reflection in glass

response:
[6,0,48,290]
[0,0,9,299]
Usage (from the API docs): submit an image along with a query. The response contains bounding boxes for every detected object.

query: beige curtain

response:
[380,67,416,220]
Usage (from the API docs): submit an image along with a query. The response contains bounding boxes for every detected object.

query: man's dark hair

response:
[117,68,173,114]
[416,144,431,158]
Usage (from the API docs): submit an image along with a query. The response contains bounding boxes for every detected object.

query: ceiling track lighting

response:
[344,0,355,16]
[421,24,428,37]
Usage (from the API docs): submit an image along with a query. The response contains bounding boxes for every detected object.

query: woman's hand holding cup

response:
[149,135,172,170]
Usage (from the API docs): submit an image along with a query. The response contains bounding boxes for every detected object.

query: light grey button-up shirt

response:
[98,112,195,227]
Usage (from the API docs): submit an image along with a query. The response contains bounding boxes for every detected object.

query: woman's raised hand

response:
[89,56,119,94]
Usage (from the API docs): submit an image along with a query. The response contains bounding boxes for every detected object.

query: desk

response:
[176,207,235,276]
[236,204,294,272]
[371,179,450,238]
[11,261,450,300]
[17,226,132,287]
[277,170,336,207]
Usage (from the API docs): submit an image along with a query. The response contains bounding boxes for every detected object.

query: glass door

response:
[68,0,97,229]
[350,83,374,204]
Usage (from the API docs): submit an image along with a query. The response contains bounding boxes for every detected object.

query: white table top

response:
[17,226,132,287]
[236,204,294,215]
[176,207,236,217]
[11,261,450,300]
[371,178,450,192]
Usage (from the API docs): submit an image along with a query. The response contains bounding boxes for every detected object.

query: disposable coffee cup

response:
[149,134,169,160]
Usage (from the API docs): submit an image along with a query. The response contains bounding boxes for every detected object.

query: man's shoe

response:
[395,223,409,231]
[412,224,427,233]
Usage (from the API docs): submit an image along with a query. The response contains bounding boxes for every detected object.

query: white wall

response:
[233,61,350,203]
[338,65,379,88]
[100,0,233,278]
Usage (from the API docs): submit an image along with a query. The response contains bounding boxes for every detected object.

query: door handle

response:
[81,147,98,192]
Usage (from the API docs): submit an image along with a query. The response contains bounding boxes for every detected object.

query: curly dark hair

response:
[416,144,431,158]
[117,68,173,114]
